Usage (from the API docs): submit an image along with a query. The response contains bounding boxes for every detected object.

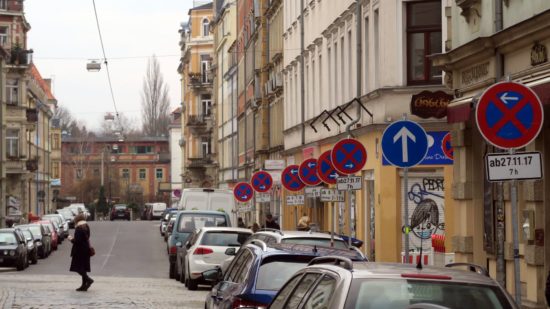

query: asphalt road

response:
[24,220,170,278]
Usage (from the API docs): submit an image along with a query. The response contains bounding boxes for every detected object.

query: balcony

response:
[26,159,38,172]
[7,47,31,68]
[26,108,38,122]
[188,73,213,89]
[186,114,213,133]
[187,155,214,168]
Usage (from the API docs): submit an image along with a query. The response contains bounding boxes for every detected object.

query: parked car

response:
[20,228,38,264]
[57,209,75,228]
[67,203,90,219]
[164,212,178,242]
[160,208,178,236]
[34,220,58,251]
[246,229,351,249]
[181,227,251,289]
[110,204,131,221]
[203,242,365,309]
[146,202,167,220]
[43,214,69,240]
[269,260,519,309]
[17,224,51,258]
[177,188,236,225]
[172,210,233,283]
[0,228,29,270]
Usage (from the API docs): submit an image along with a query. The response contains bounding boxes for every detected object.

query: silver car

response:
[269,259,518,309]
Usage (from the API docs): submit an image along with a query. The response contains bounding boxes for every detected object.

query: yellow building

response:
[178,2,217,188]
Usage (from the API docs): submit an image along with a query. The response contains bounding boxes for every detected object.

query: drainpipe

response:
[300,0,305,145]
[345,0,362,137]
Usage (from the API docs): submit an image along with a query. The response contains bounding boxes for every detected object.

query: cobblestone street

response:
[0,273,208,309]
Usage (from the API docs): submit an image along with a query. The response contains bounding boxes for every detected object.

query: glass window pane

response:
[409,33,425,81]
[409,2,441,27]
[285,273,321,309]
[200,231,251,246]
[270,275,303,309]
[303,275,337,309]
[430,31,443,79]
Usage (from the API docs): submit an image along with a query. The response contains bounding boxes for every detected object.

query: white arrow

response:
[308,162,315,168]
[345,163,354,169]
[291,169,298,175]
[329,173,337,178]
[393,126,416,163]
[500,92,519,105]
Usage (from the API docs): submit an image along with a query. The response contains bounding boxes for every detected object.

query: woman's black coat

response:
[70,223,91,273]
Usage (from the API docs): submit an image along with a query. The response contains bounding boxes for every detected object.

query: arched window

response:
[202,18,209,36]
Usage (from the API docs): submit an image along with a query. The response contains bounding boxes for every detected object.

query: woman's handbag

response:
[89,246,96,257]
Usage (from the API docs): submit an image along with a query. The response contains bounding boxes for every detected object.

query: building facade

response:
[179,2,218,189]
[433,2,550,307]
[60,136,171,206]
[168,107,182,205]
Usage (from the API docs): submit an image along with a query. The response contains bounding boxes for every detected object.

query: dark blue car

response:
[204,241,365,309]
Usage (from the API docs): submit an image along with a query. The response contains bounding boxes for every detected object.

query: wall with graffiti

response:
[402,175,445,252]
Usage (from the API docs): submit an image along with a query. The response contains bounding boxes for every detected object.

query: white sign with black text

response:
[286,195,305,206]
[256,193,271,203]
[320,189,345,202]
[486,152,543,182]
[305,186,322,198]
[337,176,362,191]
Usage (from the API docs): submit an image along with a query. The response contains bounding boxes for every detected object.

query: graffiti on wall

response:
[403,177,445,251]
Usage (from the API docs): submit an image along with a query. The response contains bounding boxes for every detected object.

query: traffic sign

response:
[336,176,362,191]
[233,182,253,203]
[331,138,367,175]
[251,171,273,193]
[286,195,305,206]
[381,120,429,168]
[486,152,543,182]
[476,81,544,149]
[305,186,322,198]
[281,165,305,192]
[317,150,342,184]
[299,158,322,186]
[256,193,271,203]
[441,132,453,160]
[320,188,345,202]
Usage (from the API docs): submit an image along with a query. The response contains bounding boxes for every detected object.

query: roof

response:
[246,242,364,261]
[189,1,213,14]
[29,63,56,101]
[177,210,229,215]
[62,136,169,143]
[199,227,252,233]
[254,230,344,240]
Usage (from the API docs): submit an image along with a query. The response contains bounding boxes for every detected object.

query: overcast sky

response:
[26,0,194,131]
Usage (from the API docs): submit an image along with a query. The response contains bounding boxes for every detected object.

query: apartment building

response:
[178,2,218,188]
[433,2,550,306]
[168,107,182,204]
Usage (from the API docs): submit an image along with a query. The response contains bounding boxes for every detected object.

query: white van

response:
[147,202,167,220]
[177,188,236,225]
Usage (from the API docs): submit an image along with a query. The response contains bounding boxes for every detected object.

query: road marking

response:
[101,224,120,270]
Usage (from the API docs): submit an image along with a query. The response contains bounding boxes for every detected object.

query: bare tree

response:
[98,112,140,137]
[53,105,91,137]
[141,55,170,137]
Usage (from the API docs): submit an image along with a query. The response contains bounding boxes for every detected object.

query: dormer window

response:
[202,18,210,36]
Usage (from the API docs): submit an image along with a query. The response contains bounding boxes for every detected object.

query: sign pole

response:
[404,167,409,263]
[509,150,521,305]
[331,203,335,247]
[348,188,352,247]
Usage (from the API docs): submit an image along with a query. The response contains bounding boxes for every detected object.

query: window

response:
[52,162,60,179]
[6,129,19,158]
[302,275,337,309]
[130,146,153,154]
[6,79,19,105]
[201,54,211,83]
[270,275,303,309]
[155,168,163,179]
[122,168,130,179]
[201,137,211,156]
[284,273,321,309]
[201,96,212,118]
[93,168,100,177]
[0,0,6,10]
[407,1,442,84]
[52,133,60,150]
[202,18,210,36]
[76,169,83,180]
[139,169,146,180]
[0,26,8,46]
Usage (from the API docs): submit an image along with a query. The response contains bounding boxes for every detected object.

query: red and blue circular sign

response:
[441,132,453,160]
[331,138,367,175]
[299,158,322,186]
[476,81,543,149]
[317,150,341,185]
[282,165,305,192]
[251,171,273,193]
[233,182,253,203]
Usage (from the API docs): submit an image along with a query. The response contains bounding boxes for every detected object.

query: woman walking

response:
[69,214,94,291]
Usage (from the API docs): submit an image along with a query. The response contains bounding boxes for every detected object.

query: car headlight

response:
[9,250,15,256]
[36,241,42,246]
[3,250,7,255]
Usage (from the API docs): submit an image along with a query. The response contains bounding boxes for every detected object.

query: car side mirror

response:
[185,241,191,249]
[225,247,236,256]
[176,241,183,248]
[202,267,222,283]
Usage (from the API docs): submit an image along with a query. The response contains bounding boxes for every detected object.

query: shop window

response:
[407,1,442,85]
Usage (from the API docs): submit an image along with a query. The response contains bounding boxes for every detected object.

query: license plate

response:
[0,258,3,263]
[118,214,124,216]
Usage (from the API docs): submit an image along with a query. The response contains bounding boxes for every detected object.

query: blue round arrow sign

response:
[381,120,428,168]
[251,171,273,193]
[233,182,253,203]
[299,158,321,186]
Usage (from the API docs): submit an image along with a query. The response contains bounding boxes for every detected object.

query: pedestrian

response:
[297,213,311,231]
[546,270,550,306]
[69,214,94,291]
[237,217,246,228]
[251,222,260,233]
[5,218,14,228]
[264,214,280,230]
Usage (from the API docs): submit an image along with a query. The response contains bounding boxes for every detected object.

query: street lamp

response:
[86,60,101,72]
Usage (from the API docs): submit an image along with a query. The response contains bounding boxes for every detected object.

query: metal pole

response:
[331,203,335,247]
[404,167,410,263]
[496,181,506,286]
[101,150,104,187]
[300,0,305,145]
[510,147,521,305]
[348,189,352,247]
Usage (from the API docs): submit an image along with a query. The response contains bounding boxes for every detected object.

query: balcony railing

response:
[187,114,209,126]
[188,73,213,88]
[9,47,31,66]
[26,108,38,122]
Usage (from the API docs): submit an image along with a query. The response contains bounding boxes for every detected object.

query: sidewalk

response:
[0,273,208,308]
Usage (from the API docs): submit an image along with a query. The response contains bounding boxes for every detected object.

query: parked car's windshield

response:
[256,256,313,291]
[281,237,349,249]
[26,225,42,236]
[200,231,250,247]
[0,232,17,245]
[22,230,33,240]
[177,214,227,231]
[345,279,514,309]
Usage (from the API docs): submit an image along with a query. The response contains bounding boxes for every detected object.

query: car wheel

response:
[16,256,25,271]
[31,251,38,264]
[169,261,176,279]
[179,260,186,284]
[186,262,198,290]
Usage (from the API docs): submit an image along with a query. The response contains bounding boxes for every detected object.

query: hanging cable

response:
[92,0,123,134]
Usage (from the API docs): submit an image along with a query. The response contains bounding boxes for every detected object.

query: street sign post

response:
[251,171,273,193]
[476,81,544,305]
[305,186,322,198]
[336,176,362,191]
[381,117,429,264]
[486,152,543,182]
[233,182,254,203]
[299,158,322,186]
[331,138,367,175]
[317,150,341,184]
[281,165,305,192]
[286,195,305,206]
[320,188,345,202]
